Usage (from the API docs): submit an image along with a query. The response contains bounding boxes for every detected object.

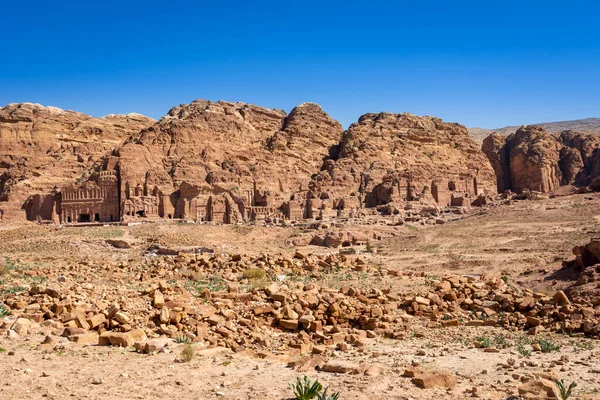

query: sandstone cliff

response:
[311,112,497,207]
[109,100,342,197]
[0,103,154,218]
[481,133,511,193]
[482,126,600,193]
[10,101,505,223]
[506,126,562,193]
[469,117,600,146]
[558,130,600,186]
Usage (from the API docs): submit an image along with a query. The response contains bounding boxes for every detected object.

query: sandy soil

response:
[2,193,600,399]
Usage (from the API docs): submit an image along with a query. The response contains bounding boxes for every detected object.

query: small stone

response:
[411,370,457,389]
[153,291,165,308]
[321,360,359,374]
[553,290,570,306]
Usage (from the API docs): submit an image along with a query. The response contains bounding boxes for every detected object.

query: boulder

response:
[518,378,561,399]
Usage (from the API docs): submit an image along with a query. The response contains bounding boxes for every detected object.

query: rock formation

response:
[114,100,342,195]
[17,101,499,224]
[482,126,600,193]
[0,103,154,219]
[481,133,511,193]
[558,130,600,187]
[311,112,497,209]
[505,125,562,193]
[21,100,345,223]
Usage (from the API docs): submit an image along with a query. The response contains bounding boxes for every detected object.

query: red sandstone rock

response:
[312,112,497,209]
[482,126,600,193]
[0,102,154,220]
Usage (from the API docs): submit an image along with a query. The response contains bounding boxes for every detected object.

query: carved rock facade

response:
[310,112,497,210]
[20,100,498,224]
[1,102,154,219]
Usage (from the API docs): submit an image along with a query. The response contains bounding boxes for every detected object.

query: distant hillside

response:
[469,117,600,146]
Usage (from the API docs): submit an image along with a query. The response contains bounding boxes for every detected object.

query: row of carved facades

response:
[22,166,486,224]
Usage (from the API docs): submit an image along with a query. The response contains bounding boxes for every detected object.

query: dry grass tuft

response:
[0,258,10,276]
[242,268,266,280]
[181,344,195,362]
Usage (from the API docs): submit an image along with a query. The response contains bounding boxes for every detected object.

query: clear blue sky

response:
[1,0,598,128]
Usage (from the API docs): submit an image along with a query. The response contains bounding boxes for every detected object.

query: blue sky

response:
[1,0,598,128]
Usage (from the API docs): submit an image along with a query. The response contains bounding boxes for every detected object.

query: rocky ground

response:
[2,193,600,399]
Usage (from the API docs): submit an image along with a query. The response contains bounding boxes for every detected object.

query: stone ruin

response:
[21,160,488,225]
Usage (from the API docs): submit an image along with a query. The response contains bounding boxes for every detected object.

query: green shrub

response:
[536,339,560,353]
[291,376,322,400]
[318,388,340,400]
[494,335,510,348]
[517,343,531,357]
[475,336,493,348]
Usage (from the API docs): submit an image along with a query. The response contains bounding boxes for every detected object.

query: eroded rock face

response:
[559,131,600,187]
[24,100,344,224]
[482,126,600,193]
[506,126,562,193]
[481,133,510,193]
[558,147,584,185]
[0,103,154,219]
[311,112,497,207]
[114,100,342,197]
[15,101,504,224]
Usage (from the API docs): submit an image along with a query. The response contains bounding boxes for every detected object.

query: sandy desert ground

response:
[2,193,600,400]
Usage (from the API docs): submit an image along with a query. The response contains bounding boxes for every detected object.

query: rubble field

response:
[2,193,600,399]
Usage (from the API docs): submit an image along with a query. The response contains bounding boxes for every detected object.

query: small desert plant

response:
[186,277,228,294]
[242,268,266,280]
[0,347,6,353]
[317,388,340,400]
[573,340,594,351]
[475,336,493,348]
[0,304,9,317]
[290,376,339,400]
[0,286,26,296]
[494,334,510,348]
[175,334,192,344]
[536,338,560,353]
[291,376,322,400]
[517,343,531,357]
[0,257,15,276]
[180,344,194,362]
[555,379,577,400]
